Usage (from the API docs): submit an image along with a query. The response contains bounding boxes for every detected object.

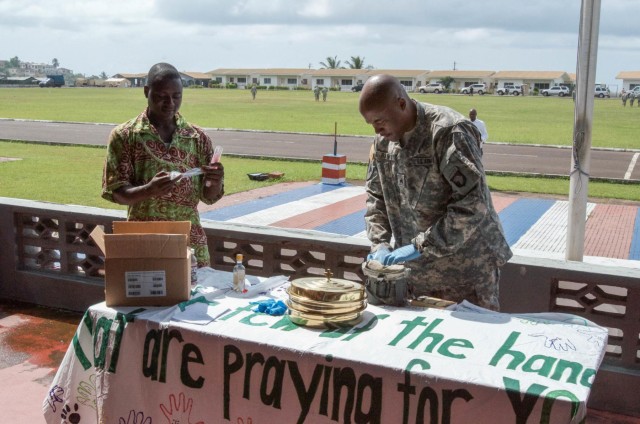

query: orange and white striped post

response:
[322,122,347,185]
[321,154,347,185]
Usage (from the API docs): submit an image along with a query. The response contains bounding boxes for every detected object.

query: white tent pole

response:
[566,0,601,261]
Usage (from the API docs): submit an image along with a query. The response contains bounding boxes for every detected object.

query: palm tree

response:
[319,56,342,69]
[345,56,366,69]
[52,58,59,69]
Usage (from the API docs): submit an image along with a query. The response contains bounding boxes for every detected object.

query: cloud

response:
[0,0,638,87]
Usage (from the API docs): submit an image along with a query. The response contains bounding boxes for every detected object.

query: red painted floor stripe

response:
[272,192,517,230]
[271,194,368,229]
[584,203,637,259]
[491,193,519,213]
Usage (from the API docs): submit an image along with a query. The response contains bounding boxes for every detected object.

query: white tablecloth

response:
[43,271,607,424]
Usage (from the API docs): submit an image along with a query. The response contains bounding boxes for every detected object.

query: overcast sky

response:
[1,0,638,89]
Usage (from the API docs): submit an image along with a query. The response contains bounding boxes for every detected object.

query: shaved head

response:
[147,62,181,87]
[358,74,416,143]
[359,74,409,115]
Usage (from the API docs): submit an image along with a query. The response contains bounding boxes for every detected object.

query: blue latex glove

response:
[250,299,288,316]
[367,247,390,262]
[382,245,421,266]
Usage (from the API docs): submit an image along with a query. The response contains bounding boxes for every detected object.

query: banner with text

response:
[43,298,607,424]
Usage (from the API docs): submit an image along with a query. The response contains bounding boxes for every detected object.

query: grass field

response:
[0,141,369,210]
[1,140,638,208]
[0,87,638,207]
[0,87,637,148]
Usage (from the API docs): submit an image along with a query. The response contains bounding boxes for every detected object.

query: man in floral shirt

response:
[102,63,224,266]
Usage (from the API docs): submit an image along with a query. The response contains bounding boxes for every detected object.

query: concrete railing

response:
[0,197,638,417]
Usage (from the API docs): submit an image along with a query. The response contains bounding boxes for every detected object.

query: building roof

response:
[114,73,147,78]
[113,68,583,84]
[208,68,311,76]
[616,71,640,79]
[366,69,429,78]
[426,70,495,78]
[311,68,363,76]
[491,71,569,80]
[181,71,213,79]
[4,76,38,81]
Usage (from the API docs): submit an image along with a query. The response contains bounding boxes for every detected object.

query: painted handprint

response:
[61,402,81,424]
[530,333,577,352]
[160,392,203,424]
[119,409,152,424]
[46,385,64,413]
[77,374,97,411]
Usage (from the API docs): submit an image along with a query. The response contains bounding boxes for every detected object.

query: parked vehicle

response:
[38,75,65,88]
[541,86,570,97]
[460,83,486,95]
[351,83,364,92]
[594,86,610,98]
[417,83,444,94]
[496,85,523,96]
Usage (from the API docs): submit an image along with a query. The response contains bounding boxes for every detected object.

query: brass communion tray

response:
[287,290,367,310]
[287,274,366,303]
[408,296,456,309]
[287,308,364,328]
[286,270,367,328]
[286,298,367,315]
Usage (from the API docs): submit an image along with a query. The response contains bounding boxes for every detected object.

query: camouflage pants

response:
[417,268,500,310]
[410,264,501,311]
[365,257,500,311]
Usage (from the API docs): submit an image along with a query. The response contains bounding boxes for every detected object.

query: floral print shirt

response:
[102,109,222,266]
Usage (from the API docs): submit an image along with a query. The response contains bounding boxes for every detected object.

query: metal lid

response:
[287,270,366,303]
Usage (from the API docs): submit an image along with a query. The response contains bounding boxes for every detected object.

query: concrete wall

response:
[0,197,638,417]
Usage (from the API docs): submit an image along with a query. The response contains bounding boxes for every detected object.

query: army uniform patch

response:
[452,169,466,187]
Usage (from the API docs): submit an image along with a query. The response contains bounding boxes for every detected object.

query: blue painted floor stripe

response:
[313,209,366,235]
[629,208,640,260]
[201,183,345,221]
[498,198,556,246]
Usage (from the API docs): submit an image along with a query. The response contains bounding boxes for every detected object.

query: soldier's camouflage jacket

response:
[365,101,512,300]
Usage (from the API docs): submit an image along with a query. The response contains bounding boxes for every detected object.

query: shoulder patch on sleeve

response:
[451,169,466,187]
[442,161,480,196]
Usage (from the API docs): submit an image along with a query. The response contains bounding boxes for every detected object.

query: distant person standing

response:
[469,86,474,96]
[322,86,328,102]
[313,86,320,101]
[469,108,488,153]
[621,89,627,107]
[250,84,257,100]
[630,93,636,107]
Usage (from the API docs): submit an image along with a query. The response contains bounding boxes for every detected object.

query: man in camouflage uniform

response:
[359,74,512,310]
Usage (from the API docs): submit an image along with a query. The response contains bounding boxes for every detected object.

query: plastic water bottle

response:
[190,248,198,286]
[233,254,246,292]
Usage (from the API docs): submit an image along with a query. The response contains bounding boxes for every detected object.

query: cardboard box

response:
[91,221,191,307]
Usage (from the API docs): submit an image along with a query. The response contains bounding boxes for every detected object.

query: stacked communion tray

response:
[286,270,367,328]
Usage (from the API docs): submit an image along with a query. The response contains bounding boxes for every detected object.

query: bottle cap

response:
[236,253,243,261]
